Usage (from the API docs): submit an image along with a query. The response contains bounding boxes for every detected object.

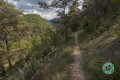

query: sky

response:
[5,0,83,20]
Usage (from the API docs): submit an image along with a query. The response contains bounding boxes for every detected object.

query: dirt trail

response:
[71,32,85,80]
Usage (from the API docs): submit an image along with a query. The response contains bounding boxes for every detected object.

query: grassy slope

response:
[24,14,52,29]
[78,15,120,80]
[0,14,53,80]
[48,33,75,80]
[1,32,75,80]
[32,32,75,80]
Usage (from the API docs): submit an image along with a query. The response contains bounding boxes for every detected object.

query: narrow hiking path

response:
[71,32,85,80]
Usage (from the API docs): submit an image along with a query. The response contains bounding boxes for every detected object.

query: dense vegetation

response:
[0,0,120,80]
[0,0,54,79]
[77,0,120,80]
[0,0,74,80]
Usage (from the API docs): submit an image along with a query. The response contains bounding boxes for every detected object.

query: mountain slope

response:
[24,14,52,29]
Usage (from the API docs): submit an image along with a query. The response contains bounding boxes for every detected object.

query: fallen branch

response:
[31,48,59,80]
[18,67,25,80]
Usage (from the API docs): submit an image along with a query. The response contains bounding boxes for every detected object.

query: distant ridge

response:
[49,18,59,26]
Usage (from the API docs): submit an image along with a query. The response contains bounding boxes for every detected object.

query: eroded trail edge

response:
[71,32,85,80]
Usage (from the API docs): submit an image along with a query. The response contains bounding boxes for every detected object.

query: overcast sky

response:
[5,0,82,20]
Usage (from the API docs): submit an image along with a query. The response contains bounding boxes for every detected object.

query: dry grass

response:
[78,24,120,80]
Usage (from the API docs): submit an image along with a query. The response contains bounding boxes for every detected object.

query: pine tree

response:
[39,0,73,45]
[0,0,25,69]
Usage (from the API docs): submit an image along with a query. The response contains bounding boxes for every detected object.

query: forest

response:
[0,0,120,80]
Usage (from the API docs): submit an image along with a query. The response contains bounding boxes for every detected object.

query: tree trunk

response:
[95,0,99,28]
[63,6,69,45]
[1,20,12,69]
[0,53,6,77]
[74,25,76,32]
[75,23,77,32]
[65,27,68,45]
[1,67,6,77]
[8,57,12,69]
[5,33,12,69]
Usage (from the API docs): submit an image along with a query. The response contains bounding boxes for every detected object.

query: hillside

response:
[24,14,52,28]
[0,0,120,80]
[78,24,120,80]
[77,1,120,79]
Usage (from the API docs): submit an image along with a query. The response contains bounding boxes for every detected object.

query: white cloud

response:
[24,9,58,20]
[5,0,57,20]
[5,0,18,5]
[5,0,83,20]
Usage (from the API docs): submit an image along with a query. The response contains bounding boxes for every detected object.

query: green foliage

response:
[78,0,120,35]
[24,14,52,36]
[111,0,120,4]
[77,0,120,80]
[0,1,56,79]
[40,32,75,80]
[1,0,119,79]
[83,52,120,80]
